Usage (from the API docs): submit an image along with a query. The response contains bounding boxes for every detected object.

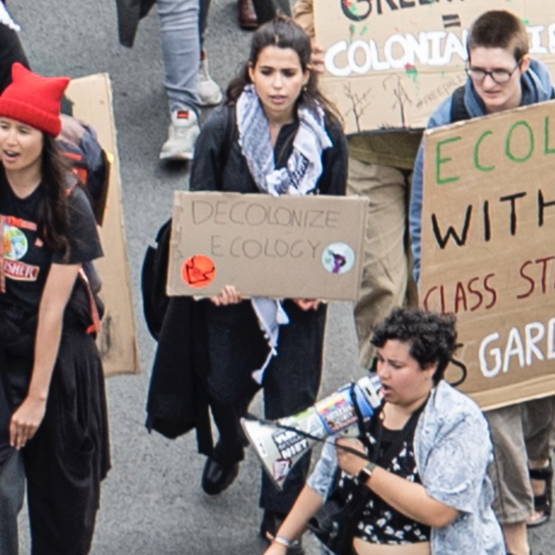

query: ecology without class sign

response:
[420,100,555,410]
[314,0,555,132]
[167,191,368,300]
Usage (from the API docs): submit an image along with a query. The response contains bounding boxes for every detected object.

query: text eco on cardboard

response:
[420,100,555,410]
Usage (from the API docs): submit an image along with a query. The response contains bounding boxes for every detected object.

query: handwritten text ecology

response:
[189,199,340,261]
[325,24,555,76]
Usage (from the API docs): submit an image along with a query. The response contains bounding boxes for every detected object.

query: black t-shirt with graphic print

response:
[0,178,102,315]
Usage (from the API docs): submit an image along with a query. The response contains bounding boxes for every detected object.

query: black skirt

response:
[0,313,110,554]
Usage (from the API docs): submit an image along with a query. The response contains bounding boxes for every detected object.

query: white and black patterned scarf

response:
[236,84,332,383]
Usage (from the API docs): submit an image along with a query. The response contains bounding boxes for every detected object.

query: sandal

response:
[527,458,552,528]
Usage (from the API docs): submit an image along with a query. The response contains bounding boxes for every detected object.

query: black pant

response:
[205,300,326,515]
[0,21,29,93]
[0,323,110,555]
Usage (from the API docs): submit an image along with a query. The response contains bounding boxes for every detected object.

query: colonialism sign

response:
[314,0,555,132]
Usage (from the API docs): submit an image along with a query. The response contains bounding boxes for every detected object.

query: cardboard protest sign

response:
[314,0,555,133]
[66,74,139,377]
[420,100,555,410]
[167,192,368,300]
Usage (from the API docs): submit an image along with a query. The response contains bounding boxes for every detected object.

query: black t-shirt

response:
[0,179,102,314]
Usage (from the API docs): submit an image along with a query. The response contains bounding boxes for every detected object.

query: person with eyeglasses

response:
[409,9,555,555]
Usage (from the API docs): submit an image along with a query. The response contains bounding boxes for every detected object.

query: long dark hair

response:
[226,15,341,126]
[36,134,70,257]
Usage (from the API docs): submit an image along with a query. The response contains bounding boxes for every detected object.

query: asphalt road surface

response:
[9,1,555,553]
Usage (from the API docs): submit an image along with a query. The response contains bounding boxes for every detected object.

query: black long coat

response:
[114,0,156,47]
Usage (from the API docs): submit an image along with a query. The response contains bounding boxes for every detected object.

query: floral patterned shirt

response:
[307,380,505,554]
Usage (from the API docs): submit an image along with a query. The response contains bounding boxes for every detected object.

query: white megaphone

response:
[241,374,382,490]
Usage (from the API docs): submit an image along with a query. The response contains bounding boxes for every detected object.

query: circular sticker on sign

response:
[321,242,355,275]
[181,255,216,288]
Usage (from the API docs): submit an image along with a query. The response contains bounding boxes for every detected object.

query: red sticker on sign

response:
[181,255,216,288]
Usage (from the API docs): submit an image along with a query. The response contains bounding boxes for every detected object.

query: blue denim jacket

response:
[307,381,505,554]
[409,58,554,282]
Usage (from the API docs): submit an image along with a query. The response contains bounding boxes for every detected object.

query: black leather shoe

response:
[201,456,239,495]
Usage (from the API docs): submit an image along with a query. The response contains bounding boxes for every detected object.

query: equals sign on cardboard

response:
[442,14,461,28]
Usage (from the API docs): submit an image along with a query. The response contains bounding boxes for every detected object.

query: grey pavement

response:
[9,1,555,553]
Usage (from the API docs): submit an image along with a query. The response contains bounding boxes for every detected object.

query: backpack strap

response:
[78,267,102,335]
[0,216,5,294]
[64,182,102,334]
[449,85,470,123]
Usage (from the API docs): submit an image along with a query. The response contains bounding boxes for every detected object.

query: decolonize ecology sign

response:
[420,100,555,410]
[314,0,555,132]
[167,191,368,301]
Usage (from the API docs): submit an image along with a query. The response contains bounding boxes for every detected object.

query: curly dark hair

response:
[226,15,341,125]
[370,308,461,384]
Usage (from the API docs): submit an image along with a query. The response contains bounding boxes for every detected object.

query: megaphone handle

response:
[349,383,373,454]
[244,413,372,460]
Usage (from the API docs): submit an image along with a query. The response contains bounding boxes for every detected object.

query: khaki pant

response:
[486,397,555,524]
[347,157,416,368]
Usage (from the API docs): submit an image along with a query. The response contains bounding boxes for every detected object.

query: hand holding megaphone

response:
[241,375,382,490]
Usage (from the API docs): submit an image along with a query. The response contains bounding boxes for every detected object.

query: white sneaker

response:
[197,57,223,107]
[159,108,200,161]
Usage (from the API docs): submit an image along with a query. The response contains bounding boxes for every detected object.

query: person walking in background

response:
[293,0,420,373]
[188,16,347,550]
[0,1,28,93]
[115,0,222,161]
[409,10,555,554]
[0,63,110,554]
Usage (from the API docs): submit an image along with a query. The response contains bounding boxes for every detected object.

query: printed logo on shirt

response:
[3,225,28,260]
[1,224,40,281]
[3,259,40,281]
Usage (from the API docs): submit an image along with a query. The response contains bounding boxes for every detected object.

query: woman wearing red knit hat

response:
[0,63,110,554]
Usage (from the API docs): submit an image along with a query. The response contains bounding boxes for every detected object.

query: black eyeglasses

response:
[465,60,521,84]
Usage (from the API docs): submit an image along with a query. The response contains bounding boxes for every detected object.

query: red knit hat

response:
[0,63,70,136]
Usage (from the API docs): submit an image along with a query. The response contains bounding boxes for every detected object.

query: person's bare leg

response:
[502,522,529,555]
[527,457,551,525]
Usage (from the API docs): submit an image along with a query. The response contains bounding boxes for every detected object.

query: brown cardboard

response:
[65,74,139,377]
[167,192,368,300]
[314,0,555,133]
[420,100,555,410]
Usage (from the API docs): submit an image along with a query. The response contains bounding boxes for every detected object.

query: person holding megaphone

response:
[264,308,504,555]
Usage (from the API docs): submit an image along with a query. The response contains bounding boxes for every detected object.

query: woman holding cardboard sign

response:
[188,15,347,548]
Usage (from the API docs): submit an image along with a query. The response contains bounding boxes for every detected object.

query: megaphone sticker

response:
[272,459,293,483]
[317,394,359,434]
[241,375,382,490]
[272,429,310,460]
